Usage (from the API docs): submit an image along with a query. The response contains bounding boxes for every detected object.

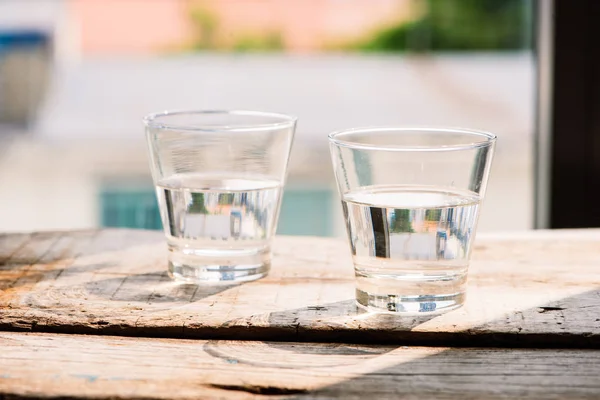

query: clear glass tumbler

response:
[144,110,296,283]
[329,127,496,313]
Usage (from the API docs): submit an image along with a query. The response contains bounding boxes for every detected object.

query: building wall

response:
[68,0,192,55]
[66,0,412,54]
[195,0,412,51]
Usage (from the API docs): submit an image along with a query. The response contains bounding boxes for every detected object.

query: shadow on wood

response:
[296,345,600,399]
[205,339,396,369]
[2,332,600,399]
[85,273,236,303]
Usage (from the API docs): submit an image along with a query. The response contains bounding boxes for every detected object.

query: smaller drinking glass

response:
[144,110,296,283]
[329,127,496,313]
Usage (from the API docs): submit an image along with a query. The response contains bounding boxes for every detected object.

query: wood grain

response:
[1,229,600,347]
[1,332,600,399]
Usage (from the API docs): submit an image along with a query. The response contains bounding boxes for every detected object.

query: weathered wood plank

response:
[1,229,600,347]
[1,332,599,399]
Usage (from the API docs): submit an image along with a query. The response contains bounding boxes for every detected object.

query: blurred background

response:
[0,0,534,236]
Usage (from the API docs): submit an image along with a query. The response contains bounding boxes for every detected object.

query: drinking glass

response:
[144,110,296,283]
[329,127,496,313]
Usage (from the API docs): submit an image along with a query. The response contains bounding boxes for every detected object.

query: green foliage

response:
[189,193,209,214]
[218,193,234,206]
[188,5,284,52]
[390,209,414,233]
[189,6,219,50]
[425,209,442,221]
[352,0,531,52]
[232,32,284,52]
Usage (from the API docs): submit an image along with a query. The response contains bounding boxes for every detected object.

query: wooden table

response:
[1,229,599,399]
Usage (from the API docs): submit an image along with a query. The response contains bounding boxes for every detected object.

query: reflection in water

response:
[156,173,282,251]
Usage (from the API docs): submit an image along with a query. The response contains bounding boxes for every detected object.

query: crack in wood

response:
[208,383,308,395]
[538,307,566,313]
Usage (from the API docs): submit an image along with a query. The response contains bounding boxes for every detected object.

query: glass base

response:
[355,269,467,314]
[356,289,465,314]
[168,244,270,284]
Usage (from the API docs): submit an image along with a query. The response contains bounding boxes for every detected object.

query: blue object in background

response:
[99,187,334,237]
[100,190,162,230]
[277,189,334,237]
[0,30,49,53]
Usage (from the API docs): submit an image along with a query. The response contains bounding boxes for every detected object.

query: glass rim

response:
[143,109,297,132]
[328,126,497,152]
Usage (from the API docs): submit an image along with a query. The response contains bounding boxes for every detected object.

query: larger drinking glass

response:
[329,127,495,313]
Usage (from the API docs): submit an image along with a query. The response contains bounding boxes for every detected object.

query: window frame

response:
[536,0,600,228]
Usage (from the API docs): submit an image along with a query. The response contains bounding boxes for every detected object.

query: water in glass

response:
[156,173,282,282]
[342,184,480,313]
